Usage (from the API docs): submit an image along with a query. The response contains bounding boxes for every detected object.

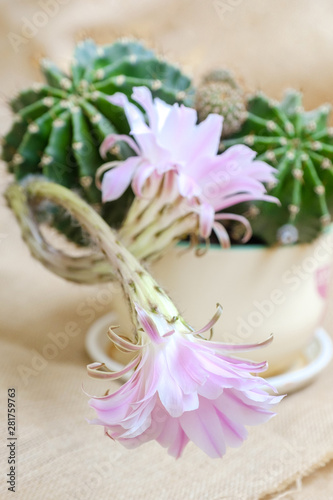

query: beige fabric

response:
[1,1,333,498]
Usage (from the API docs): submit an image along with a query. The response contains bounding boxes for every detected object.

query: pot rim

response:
[177,226,333,252]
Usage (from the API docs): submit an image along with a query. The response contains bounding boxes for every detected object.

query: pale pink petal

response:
[107,327,145,351]
[214,213,252,243]
[214,405,248,448]
[195,334,274,352]
[109,89,169,161]
[191,352,264,391]
[89,390,136,424]
[176,340,209,387]
[202,176,268,209]
[135,303,164,344]
[180,397,227,458]
[154,97,178,131]
[187,114,223,163]
[108,92,130,109]
[108,92,146,134]
[219,144,257,163]
[158,365,184,417]
[216,390,274,426]
[120,398,157,436]
[238,389,285,405]
[196,373,224,400]
[214,193,279,212]
[164,338,204,394]
[191,303,223,336]
[184,155,214,184]
[101,156,141,202]
[158,104,198,159]
[245,160,277,182]
[135,130,171,166]
[216,355,268,373]
[132,86,159,132]
[198,202,215,239]
[87,357,139,379]
[155,405,190,458]
[100,133,141,158]
[182,391,199,412]
[212,221,231,248]
[132,163,158,197]
[178,172,201,199]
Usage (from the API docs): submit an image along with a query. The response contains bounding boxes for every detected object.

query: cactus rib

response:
[222,90,333,244]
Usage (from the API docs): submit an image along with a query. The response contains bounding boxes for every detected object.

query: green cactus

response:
[2,38,193,233]
[221,90,333,245]
[195,69,247,138]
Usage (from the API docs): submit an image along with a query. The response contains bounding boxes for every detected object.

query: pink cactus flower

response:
[100,87,277,245]
[88,304,283,459]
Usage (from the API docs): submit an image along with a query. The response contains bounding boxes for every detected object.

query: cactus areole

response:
[222,90,333,245]
[2,38,193,231]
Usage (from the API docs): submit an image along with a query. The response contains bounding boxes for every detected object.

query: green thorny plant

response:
[2,38,193,240]
[221,90,333,245]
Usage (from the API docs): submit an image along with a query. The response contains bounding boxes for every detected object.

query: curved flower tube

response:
[100,86,278,247]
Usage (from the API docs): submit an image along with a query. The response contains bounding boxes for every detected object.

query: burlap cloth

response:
[1,1,333,498]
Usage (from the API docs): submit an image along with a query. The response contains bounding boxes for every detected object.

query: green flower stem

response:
[6,178,198,285]
[7,180,179,323]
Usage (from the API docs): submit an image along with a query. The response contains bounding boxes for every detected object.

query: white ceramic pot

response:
[149,232,333,376]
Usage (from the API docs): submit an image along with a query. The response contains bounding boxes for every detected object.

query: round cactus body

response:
[222,90,333,245]
[2,39,193,230]
[195,69,247,138]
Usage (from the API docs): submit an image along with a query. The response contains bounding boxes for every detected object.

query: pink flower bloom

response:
[100,87,278,245]
[88,304,283,459]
